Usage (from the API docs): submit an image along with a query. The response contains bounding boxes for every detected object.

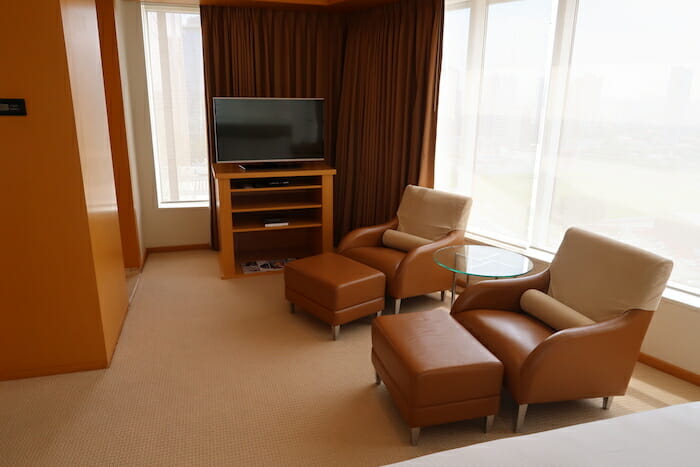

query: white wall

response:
[114,0,210,249]
[642,299,700,374]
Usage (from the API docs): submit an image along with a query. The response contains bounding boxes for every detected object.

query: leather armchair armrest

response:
[337,218,398,253]
[517,309,654,403]
[451,268,550,315]
[390,230,465,298]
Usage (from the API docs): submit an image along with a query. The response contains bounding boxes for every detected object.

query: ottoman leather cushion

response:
[285,253,385,310]
[373,310,502,407]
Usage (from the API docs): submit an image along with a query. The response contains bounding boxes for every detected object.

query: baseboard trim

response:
[145,244,211,254]
[639,353,700,386]
[0,360,107,382]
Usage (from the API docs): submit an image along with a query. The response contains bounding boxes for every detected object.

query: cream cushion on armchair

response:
[395,185,472,241]
[381,229,432,252]
[548,227,673,322]
[520,289,594,330]
[520,228,673,330]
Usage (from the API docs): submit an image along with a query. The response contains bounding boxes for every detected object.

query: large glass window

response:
[436,0,700,293]
[470,0,555,243]
[142,5,208,206]
[435,2,472,195]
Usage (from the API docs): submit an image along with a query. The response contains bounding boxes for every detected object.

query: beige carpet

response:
[1,250,698,467]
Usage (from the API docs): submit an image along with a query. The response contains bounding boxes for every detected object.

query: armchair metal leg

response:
[394,298,402,314]
[440,290,446,302]
[485,414,495,433]
[603,396,614,410]
[410,427,420,446]
[289,302,295,313]
[375,372,381,385]
[331,325,340,340]
[514,404,528,432]
[376,310,382,318]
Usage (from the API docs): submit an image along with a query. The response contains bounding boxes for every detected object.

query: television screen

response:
[213,98,324,163]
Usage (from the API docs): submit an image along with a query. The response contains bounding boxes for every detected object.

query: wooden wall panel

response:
[0,0,128,379]
[60,0,129,363]
[96,0,143,270]
[0,1,108,379]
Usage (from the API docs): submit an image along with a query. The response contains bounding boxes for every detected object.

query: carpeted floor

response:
[1,250,698,466]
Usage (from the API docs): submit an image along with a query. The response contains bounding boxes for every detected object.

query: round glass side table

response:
[433,245,534,306]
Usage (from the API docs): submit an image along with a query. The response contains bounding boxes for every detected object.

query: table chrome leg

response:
[450,273,457,307]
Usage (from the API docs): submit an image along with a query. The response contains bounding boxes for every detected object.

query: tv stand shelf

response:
[213,162,336,279]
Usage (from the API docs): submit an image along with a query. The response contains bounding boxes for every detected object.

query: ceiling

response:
[130,0,400,10]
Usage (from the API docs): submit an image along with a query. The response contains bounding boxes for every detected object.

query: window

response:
[437,0,700,293]
[142,5,208,206]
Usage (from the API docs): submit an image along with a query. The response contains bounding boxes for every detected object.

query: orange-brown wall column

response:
[96,0,143,270]
[0,0,128,380]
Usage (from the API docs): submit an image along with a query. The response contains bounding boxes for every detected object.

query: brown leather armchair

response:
[450,227,673,432]
[338,185,472,313]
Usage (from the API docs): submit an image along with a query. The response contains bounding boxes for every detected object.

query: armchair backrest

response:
[396,185,472,241]
[549,227,673,322]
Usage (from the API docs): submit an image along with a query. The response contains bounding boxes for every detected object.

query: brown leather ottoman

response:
[284,253,385,340]
[372,310,503,445]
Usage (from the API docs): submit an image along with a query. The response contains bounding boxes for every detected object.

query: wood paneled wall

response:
[0,0,128,380]
[96,0,143,269]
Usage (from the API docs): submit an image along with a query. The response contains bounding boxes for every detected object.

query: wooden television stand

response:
[213,161,336,279]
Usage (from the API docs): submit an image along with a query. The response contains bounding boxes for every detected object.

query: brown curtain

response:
[200,6,347,249]
[334,0,444,240]
[200,0,444,247]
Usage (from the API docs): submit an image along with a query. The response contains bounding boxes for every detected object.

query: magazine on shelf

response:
[241,261,261,273]
[242,258,297,273]
[256,259,286,271]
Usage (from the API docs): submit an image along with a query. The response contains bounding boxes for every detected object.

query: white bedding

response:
[387,402,700,467]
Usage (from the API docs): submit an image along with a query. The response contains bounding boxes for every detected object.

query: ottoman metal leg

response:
[514,404,528,432]
[603,396,614,410]
[375,372,382,385]
[410,427,420,446]
[331,325,340,340]
[485,414,495,433]
[394,298,402,314]
[440,290,446,302]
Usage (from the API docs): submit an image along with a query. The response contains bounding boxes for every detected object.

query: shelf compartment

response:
[230,176,322,192]
[232,220,322,232]
[232,210,322,233]
[231,200,322,213]
[233,230,319,276]
[231,190,321,213]
[231,184,322,193]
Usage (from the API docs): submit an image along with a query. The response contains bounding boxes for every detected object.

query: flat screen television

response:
[213,97,324,164]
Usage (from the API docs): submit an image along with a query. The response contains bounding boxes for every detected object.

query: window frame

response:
[141,2,209,209]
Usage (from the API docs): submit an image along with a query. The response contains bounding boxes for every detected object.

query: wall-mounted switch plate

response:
[0,99,27,116]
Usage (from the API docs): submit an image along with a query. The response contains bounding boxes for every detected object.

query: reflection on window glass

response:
[435,6,471,196]
[471,0,554,242]
[143,7,208,204]
[549,0,700,290]
[436,0,700,292]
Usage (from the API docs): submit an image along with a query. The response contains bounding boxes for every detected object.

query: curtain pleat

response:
[201,0,444,248]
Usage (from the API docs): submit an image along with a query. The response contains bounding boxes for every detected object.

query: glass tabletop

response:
[433,245,534,278]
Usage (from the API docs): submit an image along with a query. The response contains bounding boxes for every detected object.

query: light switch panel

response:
[0,99,27,116]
